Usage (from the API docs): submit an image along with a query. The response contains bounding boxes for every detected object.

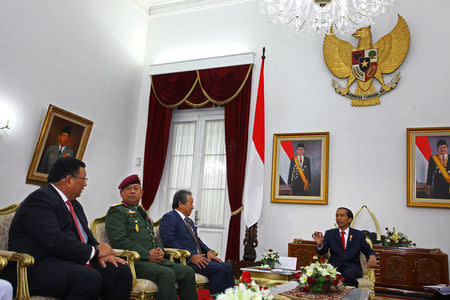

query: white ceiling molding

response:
[148,52,255,75]
[132,0,249,16]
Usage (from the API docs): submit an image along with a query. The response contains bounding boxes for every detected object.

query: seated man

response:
[159,190,234,295]
[105,175,197,300]
[5,158,132,299]
[312,207,377,287]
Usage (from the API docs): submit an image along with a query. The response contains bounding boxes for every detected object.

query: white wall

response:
[133,0,450,268]
[0,0,149,220]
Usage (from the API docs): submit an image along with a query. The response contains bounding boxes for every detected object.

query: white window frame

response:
[159,106,228,229]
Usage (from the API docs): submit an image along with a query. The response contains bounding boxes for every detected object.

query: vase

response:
[268,261,275,269]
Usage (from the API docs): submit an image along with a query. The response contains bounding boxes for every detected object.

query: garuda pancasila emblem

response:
[323,14,410,106]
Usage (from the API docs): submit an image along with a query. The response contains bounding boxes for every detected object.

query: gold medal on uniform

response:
[135,224,139,232]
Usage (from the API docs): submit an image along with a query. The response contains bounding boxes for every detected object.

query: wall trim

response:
[148,0,251,16]
[148,52,255,75]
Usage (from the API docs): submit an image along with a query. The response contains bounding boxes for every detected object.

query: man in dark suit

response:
[425,139,450,199]
[288,143,311,195]
[159,190,234,295]
[312,207,377,287]
[6,158,132,299]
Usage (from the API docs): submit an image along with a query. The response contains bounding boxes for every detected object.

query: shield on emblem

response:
[351,49,378,82]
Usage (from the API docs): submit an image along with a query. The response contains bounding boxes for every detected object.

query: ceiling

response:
[130,0,242,16]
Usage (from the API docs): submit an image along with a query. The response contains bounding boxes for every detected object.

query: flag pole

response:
[243,47,266,262]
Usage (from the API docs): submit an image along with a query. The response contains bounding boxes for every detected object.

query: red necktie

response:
[66,201,85,243]
[341,231,346,250]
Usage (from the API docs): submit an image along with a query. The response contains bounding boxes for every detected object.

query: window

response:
[164,108,227,228]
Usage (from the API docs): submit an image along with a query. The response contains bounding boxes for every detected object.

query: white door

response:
[157,108,230,260]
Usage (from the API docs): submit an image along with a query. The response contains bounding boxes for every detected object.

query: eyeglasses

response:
[72,175,88,182]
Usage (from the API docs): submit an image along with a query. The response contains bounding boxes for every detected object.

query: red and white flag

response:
[242,51,265,228]
[416,136,431,184]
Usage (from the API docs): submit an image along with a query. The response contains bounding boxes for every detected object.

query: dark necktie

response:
[59,147,62,155]
[184,217,202,254]
[66,201,85,243]
[341,231,346,250]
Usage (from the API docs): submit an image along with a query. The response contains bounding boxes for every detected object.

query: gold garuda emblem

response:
[323,14,410,106]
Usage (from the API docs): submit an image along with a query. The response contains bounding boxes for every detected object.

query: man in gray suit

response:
[38,125,75,174]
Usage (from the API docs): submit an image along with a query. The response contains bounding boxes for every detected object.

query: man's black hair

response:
[172,190,192,209]
[437,139,448,147]
[297,143,305,149]
[60,125,72,135]
[337,207,353,219]
[47,158,85,183]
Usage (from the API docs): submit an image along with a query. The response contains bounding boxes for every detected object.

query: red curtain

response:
[142,64,252,260]
[223,82,251,261]
[142,90,173,210]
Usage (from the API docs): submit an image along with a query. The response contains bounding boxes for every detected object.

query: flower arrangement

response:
[297,257,345,293]
[261,249,280,268]
[384,227,415,247]
[217,272,273,300]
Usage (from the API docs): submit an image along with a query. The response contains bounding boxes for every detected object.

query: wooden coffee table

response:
[240,266,300,286]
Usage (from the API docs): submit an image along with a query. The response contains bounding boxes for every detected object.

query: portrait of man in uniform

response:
[37,125,75,174]
[271,133,329,205]
[288,143,311,196]
[27,105,93,185]
[407,127,450,208]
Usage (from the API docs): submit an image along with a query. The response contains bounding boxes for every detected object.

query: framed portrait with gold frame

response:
[271,132,329,204]
[407,127,450,208]
[26,105,93,185]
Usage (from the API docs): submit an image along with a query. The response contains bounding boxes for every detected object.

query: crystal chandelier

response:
[261,0,394,34]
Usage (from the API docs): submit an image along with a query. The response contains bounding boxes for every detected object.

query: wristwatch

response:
[93,245,100,260]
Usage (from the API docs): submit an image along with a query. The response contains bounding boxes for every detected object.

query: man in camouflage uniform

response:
[105,175,197,300]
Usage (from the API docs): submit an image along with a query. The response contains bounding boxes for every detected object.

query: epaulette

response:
[110,203,124,208]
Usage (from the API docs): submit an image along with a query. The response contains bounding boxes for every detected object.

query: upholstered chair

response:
[91,215,215,298]
[356,238,376,300]
[0,204,56,300]
[152,218,214,290]
[91,216,186,300]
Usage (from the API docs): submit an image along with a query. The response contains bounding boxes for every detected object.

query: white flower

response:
[300,275,307,284]
[216,281,273,300]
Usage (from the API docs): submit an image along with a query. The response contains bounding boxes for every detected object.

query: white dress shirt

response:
[51,184,95,263]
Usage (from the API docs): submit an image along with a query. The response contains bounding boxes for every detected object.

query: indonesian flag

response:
[242,52,265,228]
[279,141,295,185]
[416,136,431,184]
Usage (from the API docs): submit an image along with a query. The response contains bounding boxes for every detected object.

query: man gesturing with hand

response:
[312,207,377,287]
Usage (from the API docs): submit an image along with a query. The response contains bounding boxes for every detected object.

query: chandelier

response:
[261,0,394,34]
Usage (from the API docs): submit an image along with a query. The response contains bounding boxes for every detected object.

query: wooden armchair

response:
[91,216,183,300]
[0,204,42,300]
[152,219,215,290]
[356,238,376,300]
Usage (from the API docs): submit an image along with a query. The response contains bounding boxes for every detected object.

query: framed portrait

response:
[26,105,93,185]
[407,127,450,208]
[271,132,329,204]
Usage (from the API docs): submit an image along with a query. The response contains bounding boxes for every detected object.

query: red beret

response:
[118,174,141,190]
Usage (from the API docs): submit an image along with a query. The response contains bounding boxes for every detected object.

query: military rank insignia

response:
[323,14,410,106]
